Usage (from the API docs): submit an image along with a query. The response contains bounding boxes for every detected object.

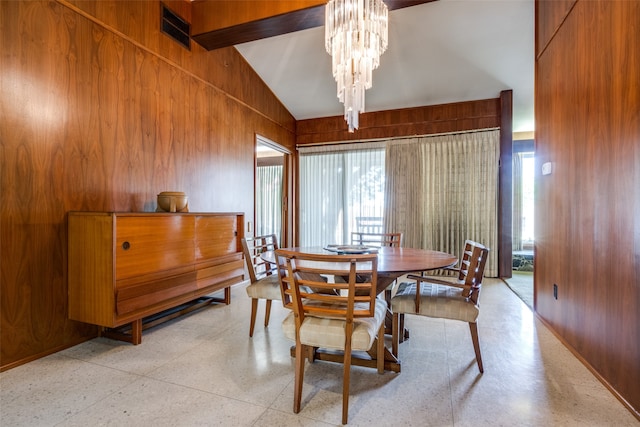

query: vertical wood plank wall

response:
[0,0,296,370]
[535,0,640,417]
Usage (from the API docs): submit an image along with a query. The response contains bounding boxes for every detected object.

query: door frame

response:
[255,135,293,246]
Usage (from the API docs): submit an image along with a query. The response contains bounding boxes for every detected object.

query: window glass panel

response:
[300,149,385,246]
[521,153,535,243]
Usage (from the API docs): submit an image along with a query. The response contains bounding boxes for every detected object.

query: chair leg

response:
[293,342,306,414]
[264,299,272,327]
[342,341,352,425]
[399,313,405,343]
[377,323,385,374]
[249,298,258,337]
[469,322,484,373]
[391,312,400,357]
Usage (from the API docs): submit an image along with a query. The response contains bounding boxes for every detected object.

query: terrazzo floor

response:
[504,271,534,309]
[1,279,637,426]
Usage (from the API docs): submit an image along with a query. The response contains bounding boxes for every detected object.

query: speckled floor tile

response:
[1,280,637,426]
[0,353,138,426]
[146,330,296,407]
[55,376,266,427]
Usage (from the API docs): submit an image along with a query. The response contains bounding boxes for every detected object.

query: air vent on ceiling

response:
[161,4,190,50]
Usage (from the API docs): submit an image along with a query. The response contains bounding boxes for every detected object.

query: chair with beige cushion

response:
[390,240,489,373]
[241,234,281,337]
[276,249,386,425]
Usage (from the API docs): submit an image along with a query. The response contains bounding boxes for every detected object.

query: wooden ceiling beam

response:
[191,0,437,51]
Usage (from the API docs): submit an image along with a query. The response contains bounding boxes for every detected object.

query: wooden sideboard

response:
[68,212,245,344]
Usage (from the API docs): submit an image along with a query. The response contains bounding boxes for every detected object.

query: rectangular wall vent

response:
[161,4,190,50]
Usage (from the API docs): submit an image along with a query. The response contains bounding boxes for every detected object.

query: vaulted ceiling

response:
[191,0,535,134]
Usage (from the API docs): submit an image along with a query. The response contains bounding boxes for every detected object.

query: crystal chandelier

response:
[325,0,388,132]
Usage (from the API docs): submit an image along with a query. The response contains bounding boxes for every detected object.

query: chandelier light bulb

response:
[325,0,388,132]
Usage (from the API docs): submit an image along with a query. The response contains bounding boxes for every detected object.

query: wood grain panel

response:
[195,214,240,259]
[296,98,501,145]
[68,213,116,326]
[62,0,297,136]
[535,0,640,417]
[0,0,294,370]
[116,273,198,315]
[535,0,575,58]
[195,258,245,290]
[115,216,195,280]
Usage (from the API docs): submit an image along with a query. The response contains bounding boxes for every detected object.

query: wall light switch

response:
[542,162,553,175]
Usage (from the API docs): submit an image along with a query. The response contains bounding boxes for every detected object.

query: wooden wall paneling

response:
[0,1,91,366]
[62,0,297,137]
[535,0,576,59]
[535,0,640,417]
[0,0,295,370]
[296,98,501,145]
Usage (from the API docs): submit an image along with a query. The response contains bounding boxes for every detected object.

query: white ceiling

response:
[235,0,535,133]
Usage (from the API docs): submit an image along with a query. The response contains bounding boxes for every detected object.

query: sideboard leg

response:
[131,319,142,345]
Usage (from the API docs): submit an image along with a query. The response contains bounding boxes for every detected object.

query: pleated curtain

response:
[384,130,500,277]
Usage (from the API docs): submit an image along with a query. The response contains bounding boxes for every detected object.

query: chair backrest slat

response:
[355,216,384,234]
[351,231,403,248]
[275,250,379,323]
[241,234,279,283]
[458,240,489,300]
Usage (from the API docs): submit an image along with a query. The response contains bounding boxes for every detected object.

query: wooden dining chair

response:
[241,234,281,337]
[351,231,403,301]
[275,249,386,425]
[390,240,489,373]
[351,231,403,248]
[355,216,384,234]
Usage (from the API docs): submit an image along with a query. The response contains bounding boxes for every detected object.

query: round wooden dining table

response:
[263,246,457,373]
[265,246,458,294]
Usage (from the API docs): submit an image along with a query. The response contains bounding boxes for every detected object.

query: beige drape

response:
[384,130,500,277]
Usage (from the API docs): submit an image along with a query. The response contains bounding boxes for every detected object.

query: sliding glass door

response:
[513,139,535,271]
[298,146,385,246]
